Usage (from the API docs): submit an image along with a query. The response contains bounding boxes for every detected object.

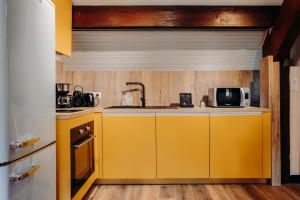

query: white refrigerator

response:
[0,0,56,199]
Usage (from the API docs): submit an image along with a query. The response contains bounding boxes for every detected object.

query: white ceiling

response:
[60,30,265,71]
[72,0,283,6]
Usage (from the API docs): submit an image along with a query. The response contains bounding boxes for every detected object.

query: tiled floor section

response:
[84,184,300,200]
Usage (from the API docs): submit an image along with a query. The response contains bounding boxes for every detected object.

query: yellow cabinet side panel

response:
[52,0,72,56]
[94,113,103,179]
[263,112,272,178]
[156,115,209,178]
[210,115,263,178]
[56,113,96,200]
[103,115,156,179]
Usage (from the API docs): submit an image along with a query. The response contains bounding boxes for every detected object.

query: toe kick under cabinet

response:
[101,111,271,182]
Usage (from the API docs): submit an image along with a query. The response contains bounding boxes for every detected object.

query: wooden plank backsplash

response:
[56,62,254,107]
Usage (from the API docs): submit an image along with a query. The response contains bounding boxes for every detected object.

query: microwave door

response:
[216,88,241,107]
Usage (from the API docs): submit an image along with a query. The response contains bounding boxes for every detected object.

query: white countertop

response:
[56,106,270,120]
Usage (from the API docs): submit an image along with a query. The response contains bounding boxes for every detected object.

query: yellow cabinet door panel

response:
[94,113,103,179]
[103,114,156,179]
[210,114,263,178]
[263,112,271,178]
[52,0,72,56]
[156,114,209,178]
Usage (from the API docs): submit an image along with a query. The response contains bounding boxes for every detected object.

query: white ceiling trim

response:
[73,0,283,6]
[60,49,262,71]
[73,31,265,51]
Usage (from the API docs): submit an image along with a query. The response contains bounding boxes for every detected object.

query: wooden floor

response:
[84,184,300,200]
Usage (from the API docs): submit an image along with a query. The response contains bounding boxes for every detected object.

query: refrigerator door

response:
[0,144,56,200]
[1,0,56,164]
[0,0,9,166]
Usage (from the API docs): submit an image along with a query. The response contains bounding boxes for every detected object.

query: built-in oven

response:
[71,121,95,198]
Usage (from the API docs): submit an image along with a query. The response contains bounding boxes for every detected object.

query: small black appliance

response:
[56,83,72,108]
[179,93,194,108]
[82,93,95,107]
[72,85,83,107]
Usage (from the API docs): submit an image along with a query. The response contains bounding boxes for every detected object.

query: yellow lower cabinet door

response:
[210,114,263,178]
[103,114,156,179]
[156,114,210,178]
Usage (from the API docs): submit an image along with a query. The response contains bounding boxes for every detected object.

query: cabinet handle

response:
[78,129,84,134]
[86,126,91,131]
[10,165,40,182]
[10,137,40,149]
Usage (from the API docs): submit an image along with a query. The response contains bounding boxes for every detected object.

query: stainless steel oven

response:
[71,121,95,198]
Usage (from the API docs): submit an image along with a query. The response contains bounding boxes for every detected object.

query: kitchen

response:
[1,0,300,200]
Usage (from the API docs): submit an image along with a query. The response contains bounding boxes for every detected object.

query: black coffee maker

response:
[56,83,72,108]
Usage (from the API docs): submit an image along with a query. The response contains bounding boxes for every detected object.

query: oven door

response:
[71,135,95,197]
[216,88,242,107]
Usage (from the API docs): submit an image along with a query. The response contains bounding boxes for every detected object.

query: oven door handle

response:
[73,136,95,149]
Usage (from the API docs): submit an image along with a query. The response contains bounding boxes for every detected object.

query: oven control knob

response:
[86,126,91,131]
[78,129,84,134]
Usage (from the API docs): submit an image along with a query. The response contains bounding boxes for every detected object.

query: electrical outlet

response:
[91,92,101,98]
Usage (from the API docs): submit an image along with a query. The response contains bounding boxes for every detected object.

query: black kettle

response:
[72,85,83,107]
[82,93,95,107]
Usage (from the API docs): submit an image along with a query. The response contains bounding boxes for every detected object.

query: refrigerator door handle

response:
[10,137,40,149]
[10,165,40,182]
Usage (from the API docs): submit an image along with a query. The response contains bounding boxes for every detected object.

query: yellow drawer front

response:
[156,114,209,178]
[103,114,156,179]
[210,114,263,178]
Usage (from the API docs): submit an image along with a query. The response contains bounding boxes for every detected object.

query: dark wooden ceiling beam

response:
[73,6,279,30]
[263,0,300,60]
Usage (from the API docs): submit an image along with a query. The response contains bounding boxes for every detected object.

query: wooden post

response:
[260,56,281,186]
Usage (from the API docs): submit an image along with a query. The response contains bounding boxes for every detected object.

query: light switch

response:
[290,78,298,92]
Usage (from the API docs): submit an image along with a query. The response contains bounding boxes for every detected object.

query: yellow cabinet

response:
[156,114,209,178]
[52,0,72,56]
[94,113,103,179]
[103,113,156,179]
[210,113,263,178]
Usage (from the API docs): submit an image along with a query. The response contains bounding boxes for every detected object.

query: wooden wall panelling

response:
[260,55,281,186]
[167,71,197,105]
[56,61,73,85]
[57,64,254,107]
[72,71,95,92]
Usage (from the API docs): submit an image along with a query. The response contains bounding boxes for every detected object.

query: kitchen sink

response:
[105,106,178,109]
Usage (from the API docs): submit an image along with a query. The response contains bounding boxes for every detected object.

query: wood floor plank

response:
[84,184,300,200]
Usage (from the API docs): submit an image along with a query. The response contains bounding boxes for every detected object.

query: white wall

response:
[291,33,300,66]
[61,30,265,71]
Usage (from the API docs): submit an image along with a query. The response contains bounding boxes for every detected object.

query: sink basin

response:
[105,106,178,109]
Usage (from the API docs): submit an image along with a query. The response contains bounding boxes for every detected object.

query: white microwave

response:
[208,88,250,107]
